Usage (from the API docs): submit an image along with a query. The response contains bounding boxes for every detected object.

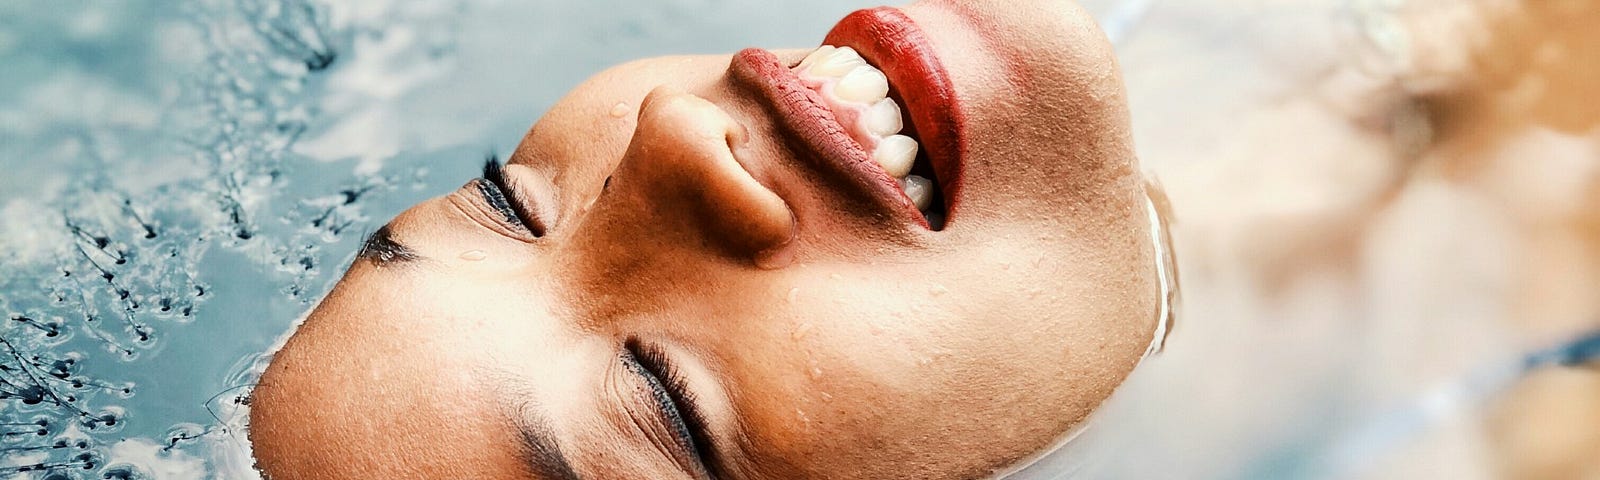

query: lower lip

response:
[825,7,965,224]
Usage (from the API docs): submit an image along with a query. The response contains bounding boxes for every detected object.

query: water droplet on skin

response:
[459,250,487,261]
[820,392,834,402]
[791,322,813,340]
[929,284,948,296]
[609,102,631,118]
[828,273,842,281]
[756,244,795,270]
[786,287,800,303]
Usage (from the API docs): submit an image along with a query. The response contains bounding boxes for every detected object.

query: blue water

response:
[0,1,903,477]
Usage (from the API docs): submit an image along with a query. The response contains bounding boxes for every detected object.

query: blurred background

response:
[0,0,1595,478]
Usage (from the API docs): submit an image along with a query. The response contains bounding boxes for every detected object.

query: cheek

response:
[709,274,1090,475]
[738,272,977,420]
[741,246,1106,397]
[799,236,1154,406]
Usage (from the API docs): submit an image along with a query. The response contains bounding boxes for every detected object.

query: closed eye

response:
[623,339,719,479]
[478,155,545,237]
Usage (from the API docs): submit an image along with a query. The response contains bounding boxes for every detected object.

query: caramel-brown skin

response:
[249,1,1160,478]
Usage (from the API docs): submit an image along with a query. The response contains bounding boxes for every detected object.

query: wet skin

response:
[249,1,1162,478]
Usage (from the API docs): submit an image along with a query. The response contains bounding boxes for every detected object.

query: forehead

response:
[248,264,545,478]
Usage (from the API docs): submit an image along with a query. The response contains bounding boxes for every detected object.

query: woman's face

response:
[249,1,1162,479]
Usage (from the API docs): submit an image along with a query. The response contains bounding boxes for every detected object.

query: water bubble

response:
[459,250,487,261]
[609,102,632,118]
[791,322,813,340]
[102,466,140,479]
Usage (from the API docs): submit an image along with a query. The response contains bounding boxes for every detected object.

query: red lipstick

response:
[730,48,925,228]
[825,7,965,225]
[728,7,964,231]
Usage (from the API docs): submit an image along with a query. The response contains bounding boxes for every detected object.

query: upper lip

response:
[729,6,963,230]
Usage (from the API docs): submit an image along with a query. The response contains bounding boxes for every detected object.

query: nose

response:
[596,87,796,266]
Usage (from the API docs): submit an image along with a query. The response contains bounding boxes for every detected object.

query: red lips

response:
[826,7,965,224]
[728,7,964,230]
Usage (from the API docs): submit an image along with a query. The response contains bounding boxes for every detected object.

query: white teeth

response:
[796,45,836,71]
[901,174,935,211]
[873,134,918,178]
[798,46,939,215]
[808,46,868,77]
[835,65,890,103]
[865,98,903,137]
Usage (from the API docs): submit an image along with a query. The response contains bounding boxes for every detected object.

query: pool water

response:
[0,1,902,477]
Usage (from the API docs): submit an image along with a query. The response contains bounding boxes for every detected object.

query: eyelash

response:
[625,339,717,473]
[477,156,544,237]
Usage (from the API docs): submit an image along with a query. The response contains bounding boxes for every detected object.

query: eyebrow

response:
[356,224,420,265]
[516,415,581,480]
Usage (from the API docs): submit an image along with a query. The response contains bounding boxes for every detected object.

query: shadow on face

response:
[248,1,1165,478]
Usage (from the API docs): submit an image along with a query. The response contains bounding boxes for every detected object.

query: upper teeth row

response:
[794,45,932,211]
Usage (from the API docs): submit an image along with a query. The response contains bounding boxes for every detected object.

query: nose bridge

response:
[604,88,796,266]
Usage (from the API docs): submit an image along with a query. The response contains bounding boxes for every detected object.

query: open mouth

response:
[790,45,945,228]
[817,6,965,231]
[729,7,963,231]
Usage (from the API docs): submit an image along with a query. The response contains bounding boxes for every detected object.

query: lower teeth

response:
[900,174,935,212]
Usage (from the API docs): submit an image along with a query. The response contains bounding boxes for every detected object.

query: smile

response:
[730,6,964,230]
